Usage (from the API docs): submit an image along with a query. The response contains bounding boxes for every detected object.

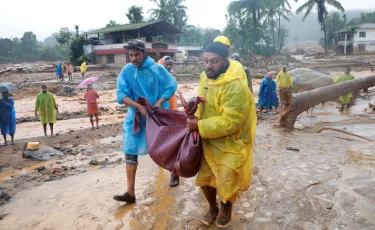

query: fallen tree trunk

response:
[0,68,12,76]
[280,74,375,130]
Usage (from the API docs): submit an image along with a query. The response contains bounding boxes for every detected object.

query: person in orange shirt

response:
[158,56,180,187]
[84,84,100,130]
[67,63,73,82]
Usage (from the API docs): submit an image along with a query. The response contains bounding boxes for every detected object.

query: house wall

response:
[96,55,106,65]
[114,53,127,66]
[353,28,375,54]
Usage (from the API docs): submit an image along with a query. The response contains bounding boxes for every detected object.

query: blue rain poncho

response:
[117,57,177,156]
[258,76,279,108]
[0,96,16,135]
[55,63,62,77]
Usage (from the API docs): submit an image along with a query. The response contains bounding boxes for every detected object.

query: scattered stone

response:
[286,147,300,152]
[115,158,123,163]
[23,145,64,161]
[61,166,69,171]
[53,168,63,174]
[35,166,46,172]
[89,159,99,165]
[56,85,78,97]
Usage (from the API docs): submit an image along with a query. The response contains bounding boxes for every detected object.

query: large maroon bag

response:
[133,94,205,177]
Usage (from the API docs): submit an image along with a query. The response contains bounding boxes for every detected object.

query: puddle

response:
[0,161,54,183]
[334,124,375,142]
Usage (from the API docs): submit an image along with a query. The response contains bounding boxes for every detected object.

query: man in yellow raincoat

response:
[35,85,58,137]
[276,66,294,131]
[80,61,87,77]
[334,67,355,112]
[187,42,256,228]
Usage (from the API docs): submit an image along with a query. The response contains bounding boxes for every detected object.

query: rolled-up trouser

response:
[125,154,138,165]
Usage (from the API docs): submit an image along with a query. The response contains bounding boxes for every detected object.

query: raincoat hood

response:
[202,60,245,86]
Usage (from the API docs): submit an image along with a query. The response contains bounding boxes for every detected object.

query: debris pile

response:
[56,85,78,97]
[282,41,324,56]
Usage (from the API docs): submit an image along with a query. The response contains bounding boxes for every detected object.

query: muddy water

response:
[1,126,375,229]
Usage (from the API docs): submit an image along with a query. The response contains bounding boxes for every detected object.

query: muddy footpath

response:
[0,69,374,229]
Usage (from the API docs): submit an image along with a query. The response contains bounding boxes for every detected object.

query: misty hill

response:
[283,9,374,44]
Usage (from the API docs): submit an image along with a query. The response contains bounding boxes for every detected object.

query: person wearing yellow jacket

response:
[80,61,87,77]
[187,42,256,228]
[276,66,294,131]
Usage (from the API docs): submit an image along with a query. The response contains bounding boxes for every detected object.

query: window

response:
[359,32,366,38]
[106,54,115,64]
[359,44,366,51]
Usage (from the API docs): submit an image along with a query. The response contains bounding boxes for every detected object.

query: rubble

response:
[22,145,65,161]
[282,41,325,56]
[55,86,78,97]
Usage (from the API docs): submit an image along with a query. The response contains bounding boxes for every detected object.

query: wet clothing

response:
[0,97,16,135]
[125,154,138,165]
[67,65,73,74]
[276,70,293,88]
[84,90,99,104]
[80,62,87,74]
[55,63,62,77]
[84,90,99,115]
[35,91,57,124]
[232,60,250,89]
[334,73,355,105]
[158,56,178,110]
[195,59,257,203]
[117,56,177,156]
[258,76,278,108]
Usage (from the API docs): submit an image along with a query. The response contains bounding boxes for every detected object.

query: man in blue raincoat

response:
[258,72,279,116]
[113,40,177,203]
[0,91,16,145]
[55,62,62,82]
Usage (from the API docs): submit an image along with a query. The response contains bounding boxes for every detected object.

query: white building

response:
[333,23,375,55]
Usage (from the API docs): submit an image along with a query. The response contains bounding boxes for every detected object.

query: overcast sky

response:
[0,0,374,40]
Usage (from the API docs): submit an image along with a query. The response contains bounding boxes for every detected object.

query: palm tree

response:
[148,0,172,23]
[276,0,296,52]
[296,0,345,54]
[228,0,263,27]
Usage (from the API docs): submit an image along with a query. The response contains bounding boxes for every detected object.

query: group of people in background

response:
[55,61,87,82]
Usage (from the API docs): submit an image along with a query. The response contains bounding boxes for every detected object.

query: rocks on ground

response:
[55,85,77,97]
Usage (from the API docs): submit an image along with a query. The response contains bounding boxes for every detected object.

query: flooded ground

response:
[0,69,374,229]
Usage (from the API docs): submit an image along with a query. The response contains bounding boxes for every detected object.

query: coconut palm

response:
[296,0,345,54]
[228,0,263,27]
[148,0,172,23]
[276,0,297,52]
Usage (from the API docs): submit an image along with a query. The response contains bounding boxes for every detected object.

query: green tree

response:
[296,0,345,54]
[324,12,345,49]
[179,27,203,45]
[106,20,121,27]
[126,5,144,23]
[55,27,72,46]
[202,29,221,46]
[275,0,296,52]
[149,0,188,30]
[21,31,38,53]
[70,36,86,65]
[0,38,13,56]
[228,0,263,27]
[74,25,80,37]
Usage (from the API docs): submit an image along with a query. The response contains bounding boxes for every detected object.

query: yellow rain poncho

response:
[195,60,257,203]
[276,68,293,88]
[334,73,355,104]
[80,61,87,73]
[35,91,57,124]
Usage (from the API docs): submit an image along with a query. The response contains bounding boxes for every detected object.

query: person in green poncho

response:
[334,67,355,112]
[35,85,59,137]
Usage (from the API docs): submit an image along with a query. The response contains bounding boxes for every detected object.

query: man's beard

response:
[206,63,229,80]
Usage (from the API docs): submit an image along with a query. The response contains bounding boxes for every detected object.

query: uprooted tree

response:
[280,75,375,130]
